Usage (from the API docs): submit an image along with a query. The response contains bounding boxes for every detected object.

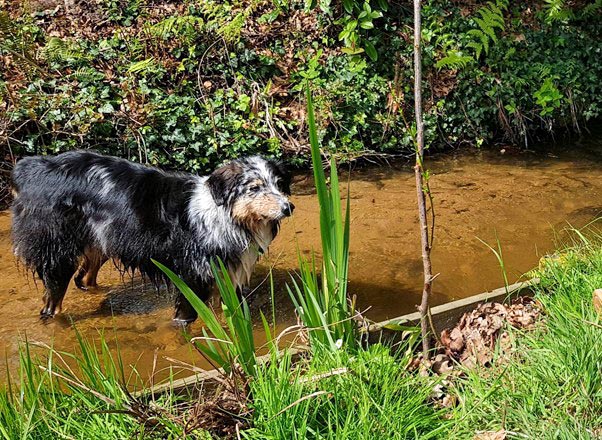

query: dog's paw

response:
[172,317,195,327]
[39,309,55,322]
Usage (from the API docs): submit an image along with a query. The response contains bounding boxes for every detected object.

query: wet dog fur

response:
[10,151,293,323]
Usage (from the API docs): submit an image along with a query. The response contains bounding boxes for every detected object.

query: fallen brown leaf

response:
[474,429,506,440]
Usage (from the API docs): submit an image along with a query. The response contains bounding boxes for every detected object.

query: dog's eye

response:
[249,185,261,193]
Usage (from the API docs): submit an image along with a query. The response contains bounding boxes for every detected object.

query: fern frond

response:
[466,1,506,59]
[468,29,490,56]
[0,11,44,73]
[483,3,505,27]
[496,0,509,10]
[436,51,474,70]
[0,12,12,38]
[473,17,496,41]
[69,67,104,82]
[466,41,483,59]
[146,15,204,41]
[43,37,89,65]
[581,0,602,17]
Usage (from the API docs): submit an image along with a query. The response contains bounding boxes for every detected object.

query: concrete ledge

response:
[367,278,539,336]
[146,278,539,395]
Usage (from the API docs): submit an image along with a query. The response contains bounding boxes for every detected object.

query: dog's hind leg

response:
[39,262,77,319]
[173,292,198,324]
[74,248,107,290]
[12,201,85,319]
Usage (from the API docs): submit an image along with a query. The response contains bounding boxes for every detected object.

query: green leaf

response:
[341,47,364,55]
[343,0,354,14]
[127,58,155,73]
[97,103,114,114]
[364,40,378,61]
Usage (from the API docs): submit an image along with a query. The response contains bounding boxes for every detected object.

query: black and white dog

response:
[10,151,293,323]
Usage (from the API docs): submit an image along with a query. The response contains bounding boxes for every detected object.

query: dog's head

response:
[207,156,294,226]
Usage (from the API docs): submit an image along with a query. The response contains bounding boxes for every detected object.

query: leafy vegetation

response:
[2,1,602,437]
[4,228,602,438]
[1,0,601,187]
[445,231,602,438]
[287,87,355,353]
[245,344,445,439]
[0,333,185,439]
[154,259,257,377]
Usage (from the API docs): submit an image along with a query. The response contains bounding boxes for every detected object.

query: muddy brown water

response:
[1,133,602,384]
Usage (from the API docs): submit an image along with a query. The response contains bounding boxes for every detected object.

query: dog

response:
[10,151,293,323]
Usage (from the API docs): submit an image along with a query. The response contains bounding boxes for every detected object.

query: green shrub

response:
[2,0,601,175]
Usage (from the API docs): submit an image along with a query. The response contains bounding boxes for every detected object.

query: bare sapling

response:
[412,0,435,358]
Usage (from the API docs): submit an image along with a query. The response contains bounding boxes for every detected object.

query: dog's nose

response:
[282,201,295,217]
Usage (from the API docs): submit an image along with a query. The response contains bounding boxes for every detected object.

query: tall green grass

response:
[287,86,355,353]
[447,231,602,439]
[154,258,257,377]
[245,342,446,439]
[0,333,186,439]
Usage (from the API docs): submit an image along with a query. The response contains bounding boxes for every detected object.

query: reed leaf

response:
[287,86,355,352]
[152,258,256,375]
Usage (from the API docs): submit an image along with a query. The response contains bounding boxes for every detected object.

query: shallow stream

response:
[1,131,601,382]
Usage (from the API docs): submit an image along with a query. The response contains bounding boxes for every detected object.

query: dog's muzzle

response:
[281,201,295,217]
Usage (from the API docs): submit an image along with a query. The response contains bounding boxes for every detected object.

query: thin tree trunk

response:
[413,0,433,358]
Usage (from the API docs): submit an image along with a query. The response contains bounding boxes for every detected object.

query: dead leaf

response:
[593,289,602,314]
[474,430,506,440]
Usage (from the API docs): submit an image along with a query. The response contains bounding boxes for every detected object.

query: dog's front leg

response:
[173,279,211,325]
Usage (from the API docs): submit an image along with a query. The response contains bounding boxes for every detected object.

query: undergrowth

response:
[244,344,445,439]
[1,0,601,178]
[0,333,186,439]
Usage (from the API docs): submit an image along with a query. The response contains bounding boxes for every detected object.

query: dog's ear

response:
[269,160,291,195]
[207,161,243,206]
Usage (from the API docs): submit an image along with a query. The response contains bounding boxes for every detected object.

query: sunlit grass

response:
[0,332,187,439]
[447,229,602,439]
[244,343,446,440]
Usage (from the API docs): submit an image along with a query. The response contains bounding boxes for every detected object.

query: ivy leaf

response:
[98,103,114,114]
[342,0,354,14]
[376,0,388,11]
[364,40,378,61]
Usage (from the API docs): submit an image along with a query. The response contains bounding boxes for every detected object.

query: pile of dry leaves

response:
[439,296,542,369]
[417,296,542,415]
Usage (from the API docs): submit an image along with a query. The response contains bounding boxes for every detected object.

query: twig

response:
[582,319,602,330]
[412,0,435,359]
[297,367,348,384]
[269,390,329,420]
[39,366,118,407]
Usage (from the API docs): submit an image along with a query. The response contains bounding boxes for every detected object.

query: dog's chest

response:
[228,222,275,290]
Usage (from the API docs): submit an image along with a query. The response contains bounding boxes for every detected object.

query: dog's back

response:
[11,151,198,316]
